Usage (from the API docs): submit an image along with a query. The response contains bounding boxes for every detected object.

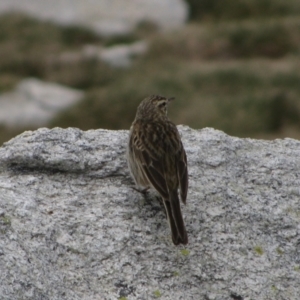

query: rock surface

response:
[0,0,188,36]
[0,126,300,300]
[81,40,148,68]
[99,41,148,68]
[0,78,84,128]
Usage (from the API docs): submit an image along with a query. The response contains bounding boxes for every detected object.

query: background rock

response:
[0,78,84,127]
[0,0,188,36]
[81,40,148,68]
[98,40,148,68]
[0,126,300,299]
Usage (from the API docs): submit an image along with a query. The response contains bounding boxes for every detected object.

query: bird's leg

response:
[131,186,150,195]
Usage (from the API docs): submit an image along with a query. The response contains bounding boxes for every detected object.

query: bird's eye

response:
[158,102,166,108]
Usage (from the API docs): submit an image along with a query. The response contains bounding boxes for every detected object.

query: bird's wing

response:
[177,144,188,204]
[133,145,169,199]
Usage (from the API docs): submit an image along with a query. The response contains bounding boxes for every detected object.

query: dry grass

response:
[50,57,300,138]
[0,11,300,145]
[147,17,300,60]
[186,0,300,20]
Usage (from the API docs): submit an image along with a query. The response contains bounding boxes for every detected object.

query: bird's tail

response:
[163,190,188,245]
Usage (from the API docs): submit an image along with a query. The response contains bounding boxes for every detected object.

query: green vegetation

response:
[173,271,180,277]
[254,246,264,256]
[147,18,300,60]
[49,59,300,138]
[0,2,300,145]
[0,215,11,225]
[180,249,190,256]
[0,14,103,89]
[271,285,277,291]
[186,0,300,20]
[276,247,284,255]
[0,125,27,146]
[153,290,162,298]
[0,214,12,234]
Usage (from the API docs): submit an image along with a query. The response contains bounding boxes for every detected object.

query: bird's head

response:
[136,95,174,120]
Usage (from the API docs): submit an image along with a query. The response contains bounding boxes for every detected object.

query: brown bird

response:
[127,95,188,245]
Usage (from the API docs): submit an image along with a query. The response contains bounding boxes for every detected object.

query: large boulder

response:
[0,0,188,36]
[0,126,299,299]
[0,78,83,128]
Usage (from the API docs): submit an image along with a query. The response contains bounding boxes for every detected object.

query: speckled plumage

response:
[127,95,188,245]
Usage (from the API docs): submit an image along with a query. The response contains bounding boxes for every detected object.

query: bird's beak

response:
[168,97,175,102]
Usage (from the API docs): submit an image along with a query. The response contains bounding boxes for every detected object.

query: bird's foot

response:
[131,186,150,195]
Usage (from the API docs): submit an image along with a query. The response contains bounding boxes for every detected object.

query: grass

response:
[0,126,30,146]
[186,0,300,21]
[49,58,300,138]
[0,13,104,91]
[0,11,300,145]
[147,18,300,60]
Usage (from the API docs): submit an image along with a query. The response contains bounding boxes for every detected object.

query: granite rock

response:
[0,126,299,299]
[0,78,84,128]
[0,0,188,36]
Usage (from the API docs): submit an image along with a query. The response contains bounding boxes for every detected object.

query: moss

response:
[294,265,300,272]
[153,290,162,298]
[180,249,190,256]
[67,247,81,255]
[254,246,264,256]
[0,215,11,226]
[0,215,12,234]
[271,285,277,291]
[276,247,284,255]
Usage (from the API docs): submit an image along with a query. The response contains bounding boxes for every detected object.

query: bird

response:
[127,95,188,245]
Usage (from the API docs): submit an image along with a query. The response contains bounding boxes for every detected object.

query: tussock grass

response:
[147,18,300,60]
[50,58,300,138]
[0,11,300,145]
[186,0,300,21]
